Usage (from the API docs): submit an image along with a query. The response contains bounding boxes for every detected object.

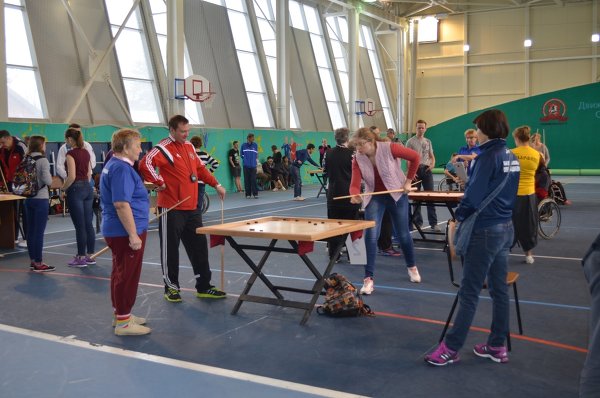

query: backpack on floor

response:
[11,155,44,197]
[317,273,374,317]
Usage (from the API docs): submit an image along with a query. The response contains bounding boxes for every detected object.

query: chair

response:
[442,220,523,350]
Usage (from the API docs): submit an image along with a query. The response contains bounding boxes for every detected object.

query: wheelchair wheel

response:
[538,198,561,239]
[438,178,461,192]
[202,192,210,214]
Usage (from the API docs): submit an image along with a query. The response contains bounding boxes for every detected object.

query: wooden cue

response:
[0,166,8,193]
[220,197,225,291]
[333,182,420,201]
[89,195,191,259]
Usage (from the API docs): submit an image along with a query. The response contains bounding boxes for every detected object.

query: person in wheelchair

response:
[441,153,463,191]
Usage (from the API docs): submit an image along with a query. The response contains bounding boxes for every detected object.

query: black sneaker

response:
[164,288,183,303]
[196,286,227,299]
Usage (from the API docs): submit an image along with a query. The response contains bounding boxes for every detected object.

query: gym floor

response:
[0,177,598,398]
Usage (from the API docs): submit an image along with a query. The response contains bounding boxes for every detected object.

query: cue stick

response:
[0,166,8,193]
[220,197,225,291]
[332,181,420,201]
[89,195,191,259]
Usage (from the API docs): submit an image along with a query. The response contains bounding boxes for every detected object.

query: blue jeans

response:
[364,194,415,278]
[67,181,96,256]
[445,221,514,351]
[24,198,48,262]
[291,166,301,197]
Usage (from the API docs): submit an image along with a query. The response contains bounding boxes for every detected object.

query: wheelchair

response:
[537,182,561,239]
[437,176,464,192]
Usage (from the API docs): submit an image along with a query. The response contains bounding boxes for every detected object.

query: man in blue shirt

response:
[241,133,259,199]
[291,143,319,201]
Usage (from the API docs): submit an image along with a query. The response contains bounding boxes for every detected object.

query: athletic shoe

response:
[473,343,509,363]
[360,277,374,295]
[253,196,259,199]
[379,247,402,257]
[84,256,96,265]
[31,262,56,273]
[68,256,88,268]
[407,266,421,283]
[196,286,227,299]
[272,188,279,191]
[425,341,460,366]
[525,255,535,264]
[246,196,251,199]
[280,186,286,191]
[112,314,147,327]
[164,288,183,303]
[294,196,306,201]
[114,322,151,336]
[430,225,442,233]
[17,239,28,248]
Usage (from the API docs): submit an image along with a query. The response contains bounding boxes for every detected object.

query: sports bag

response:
[317,273,373,317]
[12,155,44,197]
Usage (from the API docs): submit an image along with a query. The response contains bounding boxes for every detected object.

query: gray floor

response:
[0,177,598,397]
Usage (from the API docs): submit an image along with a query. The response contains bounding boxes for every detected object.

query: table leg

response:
[229,238,284,316]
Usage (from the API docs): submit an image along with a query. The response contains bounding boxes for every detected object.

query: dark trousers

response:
[512,194,538,252]
[197,183,206,213]
[377,210,393,250]
[581,234,600,397]
[106,231,147,316]
[412,165,437,227]
[24,198,48,262]
[14,200,26,240]
[327,204,360,260]
[243,167,258,197]
[158,208,212,292]
[66,181,96,256]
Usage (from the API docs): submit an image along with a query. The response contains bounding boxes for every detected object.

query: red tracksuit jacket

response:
[139,136,218,210]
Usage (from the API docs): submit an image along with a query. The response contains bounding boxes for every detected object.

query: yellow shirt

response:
[511,146,540,196]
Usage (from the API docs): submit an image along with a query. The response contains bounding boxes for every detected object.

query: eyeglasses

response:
[354,140,371,147]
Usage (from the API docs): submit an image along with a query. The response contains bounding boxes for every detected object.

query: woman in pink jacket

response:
[349,127,420,295]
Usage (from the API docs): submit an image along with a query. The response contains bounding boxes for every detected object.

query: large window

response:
[148,0,203,125]
[290,1,345,129]
[4,0,46,119]
[327,16,395,130]
[105,0,162,123]
[206,0,273,128]
[253,0,299,128]
[361,26,394,129]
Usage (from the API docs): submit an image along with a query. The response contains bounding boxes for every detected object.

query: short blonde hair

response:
[111,128,141,153]
[464,128,477,138]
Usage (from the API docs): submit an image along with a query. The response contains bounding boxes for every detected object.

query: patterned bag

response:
[317,273,373,317]
[11,155,44,197]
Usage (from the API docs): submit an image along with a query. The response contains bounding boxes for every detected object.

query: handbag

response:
[453,160,514,257]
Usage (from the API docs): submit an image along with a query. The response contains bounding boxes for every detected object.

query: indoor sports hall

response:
[1,1,599,397]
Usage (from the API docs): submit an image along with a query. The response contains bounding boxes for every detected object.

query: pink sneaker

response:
[473,343,508,363]
[425,341,459,366]
[360,277,374,295]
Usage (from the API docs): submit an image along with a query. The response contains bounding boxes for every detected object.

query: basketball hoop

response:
[355,98,381,117]
[175,74,216,104]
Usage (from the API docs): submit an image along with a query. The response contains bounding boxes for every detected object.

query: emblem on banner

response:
[540,98,568,122]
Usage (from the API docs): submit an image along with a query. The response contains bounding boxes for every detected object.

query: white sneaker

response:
[272,188,279,191]
[360,277,374,295]
[17,240,27,248]
[525,255,535,264]
[281,186,287,191]
[294,196,305,201]
[407,266,421,283]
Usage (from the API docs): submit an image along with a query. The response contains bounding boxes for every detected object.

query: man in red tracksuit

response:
[139,115,226,302]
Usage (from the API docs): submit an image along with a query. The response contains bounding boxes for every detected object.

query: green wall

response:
[426,82,600,175]
[0,122,333,192]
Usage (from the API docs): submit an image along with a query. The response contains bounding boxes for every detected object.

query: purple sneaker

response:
[379,247,402,257]
[84,256,96,265]
[425,341,459,366]
[473,343,508,363]
[68,256,88,268]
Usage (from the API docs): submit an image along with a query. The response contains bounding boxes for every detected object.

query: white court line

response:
[0,323,368,398]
